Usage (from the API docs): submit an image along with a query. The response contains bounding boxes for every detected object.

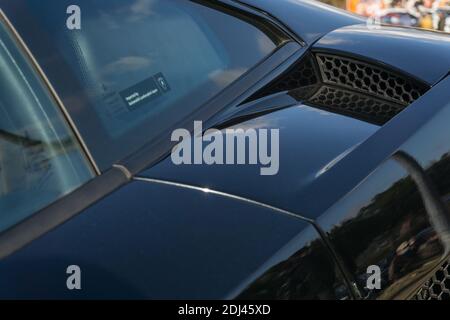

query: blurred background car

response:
[377,8,420,27]
[323,0,450,30]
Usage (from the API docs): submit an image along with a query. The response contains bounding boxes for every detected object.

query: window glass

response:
[0,22,94,232]
[12,0,285,170]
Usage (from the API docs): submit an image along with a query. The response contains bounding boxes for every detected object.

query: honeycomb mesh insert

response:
[413,258,450,300]
[316,53,427,106]
[291,85,404,125]
[247,53,319,101]
[244,51,429,125]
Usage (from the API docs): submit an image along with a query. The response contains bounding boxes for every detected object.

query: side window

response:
[0,21,94,232]
[16,0,286,169]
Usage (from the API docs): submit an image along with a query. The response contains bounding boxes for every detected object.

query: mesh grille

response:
[315,53,427,106]
[270,54,318,92]
[414,258,450,300]
[247,54,319,101]
[291,85,404,125]
[245,51,429,125]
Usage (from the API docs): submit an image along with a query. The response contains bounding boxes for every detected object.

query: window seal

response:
[224,0,306,46]
[0,8,101,176]
[0,166,129,260]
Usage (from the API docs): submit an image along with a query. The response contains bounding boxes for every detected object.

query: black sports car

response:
[0,0,450,300]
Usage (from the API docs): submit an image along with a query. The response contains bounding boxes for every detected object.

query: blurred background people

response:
[340,0,450,30]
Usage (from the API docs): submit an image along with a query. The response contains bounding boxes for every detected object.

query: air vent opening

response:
[246,51,430,126]
[413,257,450,300]
[246,53,320,102]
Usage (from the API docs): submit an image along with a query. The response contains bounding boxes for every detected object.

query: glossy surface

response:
[0,0,285,171]
[1,0,450,300]
[0,17,94,233]
[138,75,450,300]
[316,77,450,298]
[0,179,349,299]
[319,156,446,299]
[314,24,450,85]
[238,0,364,44]
[140,101,378,218]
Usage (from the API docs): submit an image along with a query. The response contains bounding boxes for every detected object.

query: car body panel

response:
[237,0,365,44]
[139,101,378,218]
[316,76,450,299]
[313,24,450,85]
[239,0,450,85]
[0,179,350,299]
[301,76,450,219]
[0,0,449,300]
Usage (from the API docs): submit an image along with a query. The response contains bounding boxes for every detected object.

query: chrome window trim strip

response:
[0,8,101,175]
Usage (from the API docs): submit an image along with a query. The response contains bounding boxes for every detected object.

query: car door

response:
[315,75,450,299]
[0,10,96,234]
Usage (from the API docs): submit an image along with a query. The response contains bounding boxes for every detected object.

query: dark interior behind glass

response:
[0,20,94,232]
[4,0,287,171]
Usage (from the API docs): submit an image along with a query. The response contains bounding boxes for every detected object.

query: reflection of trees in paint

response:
[329,152,450,298]
[237,237,349,300]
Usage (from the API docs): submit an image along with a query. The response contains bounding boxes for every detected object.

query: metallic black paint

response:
[0,180,350,299]
[237,0,365,44]
[313,24,450,85]
[0,0,450,300]
[316,77,450,299]
[140,101,378,219]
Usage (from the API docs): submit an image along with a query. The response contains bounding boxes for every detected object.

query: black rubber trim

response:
[0,167,130,260]
[198,0,292,46]
[225,0,306,46]
[0,28,302,262]
[0,8,101,175]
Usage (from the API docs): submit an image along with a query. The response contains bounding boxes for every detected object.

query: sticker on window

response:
[119,73,170,111]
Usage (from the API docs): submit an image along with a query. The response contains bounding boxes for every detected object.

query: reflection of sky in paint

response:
[23,0,278,169]
[318,159,407,232]
[318,101,450,232]
[402,103,450,168]
[229,104,379,190]
[320,24,450,46]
